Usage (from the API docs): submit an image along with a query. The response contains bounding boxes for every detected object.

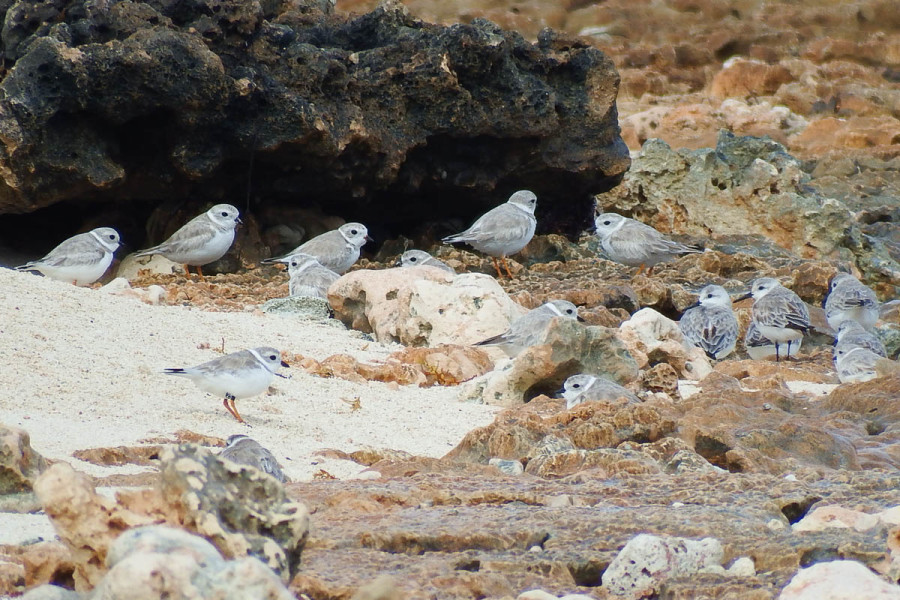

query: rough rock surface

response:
[778,560,900,600]
[458,317,638,406]
[284,469,900,598]
[0,423,47,503]
[0,0,628,239]
[92,525,294,600]
[601,533,724,598]
[28,444,309,591]
[329,268,524,346]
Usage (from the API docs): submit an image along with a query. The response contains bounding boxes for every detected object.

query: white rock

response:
[116,253,183,279]
[767,518,788,531]
[602,533,724,598]
[792,505,881,533]
[778,560,900,599]
[329,268,523,346]
[617,308,712,380]
[100,277,166,305]
[727,556,756,577]
[517,591,560,600]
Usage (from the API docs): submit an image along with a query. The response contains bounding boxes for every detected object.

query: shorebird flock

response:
[11,191,893,463]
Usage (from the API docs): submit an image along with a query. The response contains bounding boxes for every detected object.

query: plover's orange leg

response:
[183,264,192,279]
[634,264,647,277]
[491,257,504,279]
[222,394,246,424]
[501,257,515,279]
[196,265,206,282]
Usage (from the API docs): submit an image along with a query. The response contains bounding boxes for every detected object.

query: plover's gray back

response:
[679,284,738,360]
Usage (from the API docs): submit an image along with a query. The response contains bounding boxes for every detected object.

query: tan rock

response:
[778,560,900,600]
[0,423,48,494]
[792,505,881,533]
[33,463,160,590]
[617,308,712,380]
[709,58,793,99]
[329,268,523,346]
[459,317,638,406]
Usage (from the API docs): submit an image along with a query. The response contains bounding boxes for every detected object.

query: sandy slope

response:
[0,268,498,486]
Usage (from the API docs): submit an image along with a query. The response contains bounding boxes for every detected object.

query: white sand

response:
[0,268,500,485]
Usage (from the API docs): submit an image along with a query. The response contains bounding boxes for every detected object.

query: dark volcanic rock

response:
[0,0,629,241]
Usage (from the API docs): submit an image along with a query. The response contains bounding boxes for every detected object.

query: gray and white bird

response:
[744,320,803,361]
[135,204,241,279]
[263,222,371,274]
[824,273,880,331]
[740,278,810,361]
[593,212,701,275]
[559,374,639,410]
[219,434,287,482]
[475,299,581,357]
[678,284,739,360]
[15,227,121,286]
[164,347,290,424]
[834,345,881,384]
[834,320,887,358]
[398,249,455,274]
[287,253,341,299]
[442,190,537,279]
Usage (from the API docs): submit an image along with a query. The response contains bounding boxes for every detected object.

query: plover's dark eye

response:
[603,220,611,226]
[269,354,277,361]
[707,293,713,299]
[109,234,116,240]
[410,257,417,262]
[566,309,574,314]
[221,212,229,217]
[573,383,581,389]
[351,229,358,235]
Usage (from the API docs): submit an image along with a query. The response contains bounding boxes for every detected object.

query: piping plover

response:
[442,190,537,279]
[164,346,290,424]
[15,227,121,286]
[593,212,700,275]
[475,299,581,357]
[263,222,371,274]
[834,320,887,358]
[824,273,879,331]
[559,374,639,410]
[287,253,341,299]
[398,249,455,274]
[739,278,810,361]
[744,320,802,361]
[135,204,241,278]
[219,434,287,482]
[678,284,739,360]
[834,345,881,384]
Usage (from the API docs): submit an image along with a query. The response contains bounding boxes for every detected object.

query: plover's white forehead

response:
[508,190,537,208]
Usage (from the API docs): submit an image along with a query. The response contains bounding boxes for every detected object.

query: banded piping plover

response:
[475,299,581,357]
[834,320,887,358]
[219,434,287,482]
[824,273,879,331]
[593,212,701,275]
[740,278,810,361]
[263,222,371,274]
[442,190,537,279]
[287,253,341,299]
[678,284,739,360]
[135,204,241,278]
[744,321,803,361]
[398,249,455,274]
[164,346,290,424]
[559,374,639,410]
[15,227,121,286]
